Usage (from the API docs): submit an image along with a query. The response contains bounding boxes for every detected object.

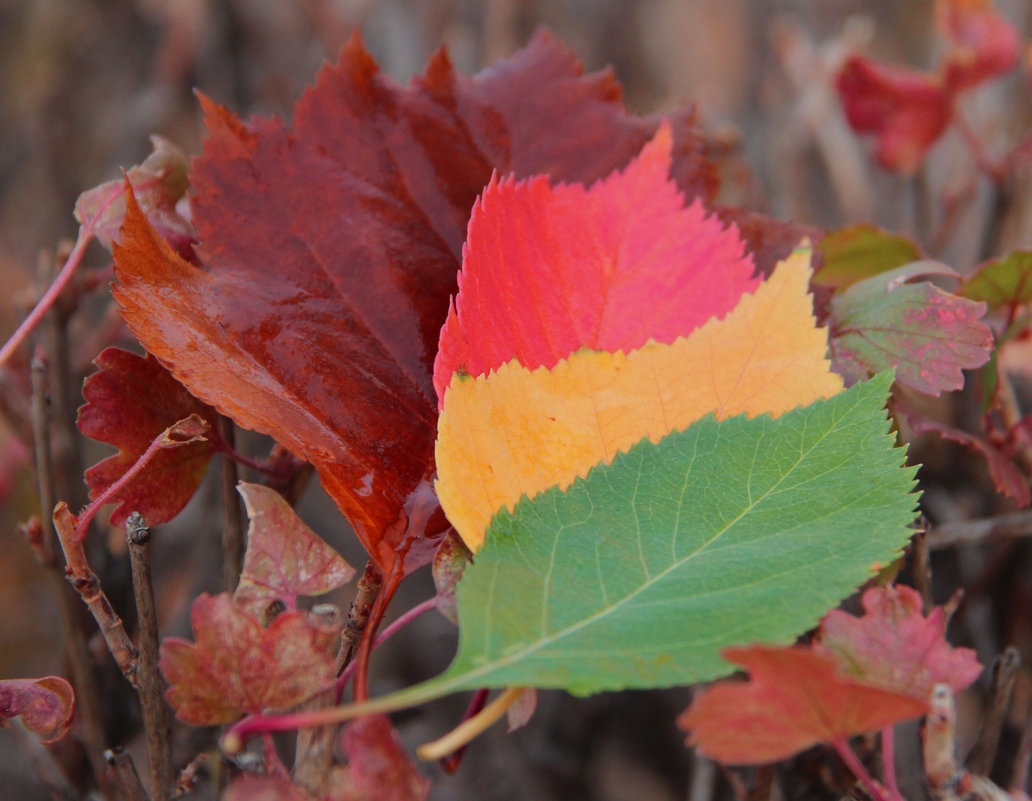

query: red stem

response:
[831,738,897,801]
[205,427,294,478]
[352,562,403,702]
[440,689,490,773]
[954,111,1005,184]
[881,725,900,800]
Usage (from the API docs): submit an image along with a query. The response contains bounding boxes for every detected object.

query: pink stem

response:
[205,430,294,478]
[954,112,1005,184]
[831,738,895,801]
[881,726,900,800]
[335,597,437,697]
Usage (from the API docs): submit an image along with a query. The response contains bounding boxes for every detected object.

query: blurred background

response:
[2,1,1032,799]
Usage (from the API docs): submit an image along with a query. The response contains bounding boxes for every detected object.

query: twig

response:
[416,687,526,761]
[104,748,148,801]
[352,561,404,703]
[910,529,933,613]
[926,510,1032,549]
[334,561,381,678]
[1010,697,1032,794]
[217,416,244,591]
[925,685,959,795]
[689,748,718,801]
[968,647,1021,776]
[30,351,112,794]
[126,513,175,801]
[53,502,139,686]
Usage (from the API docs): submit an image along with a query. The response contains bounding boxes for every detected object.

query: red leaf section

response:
[333,715,429,801]
[433,124,755,402]
[818,585,983,699]
[678,646,927,765]
[233,483,356,619]
[938,0,1020,93]
[836,57,953,174]
[111,30,715,577]
[77,347,219,527]
[223,776,312,801]
[0,676,75,743]
[159,593,337,725]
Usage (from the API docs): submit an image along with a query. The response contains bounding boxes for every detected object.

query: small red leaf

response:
[159,593,337,725]
[332,716,429,801]
[836,56,953,174]
[434,124,756,402]
[77,347,219,527]
[0,676,75,743]
[828,263,993,394]
[938,0,1020,93]
[818,585,983,699]
[233,483,356,618]
[112,31,715,578]
[678,646,927,765]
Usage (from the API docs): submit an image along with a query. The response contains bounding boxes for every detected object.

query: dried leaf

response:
[111,31,715,577]
[436,249,842,549]
[431,530,471,625]
[233,483,355,619]
[330,715,429,801]
[433,124,755,402]
[836,56,953,174]
[829,263,993,394]
[0,676,75,743]
[678,646,927,764]
[938,0,1020,92]
[815,224,924,290]
[77,347,219,527]
[506,688,537,732]
[160,593,337,725]
[818,585,983,698]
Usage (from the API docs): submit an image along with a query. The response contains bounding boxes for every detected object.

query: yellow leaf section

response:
[436,248,844,551]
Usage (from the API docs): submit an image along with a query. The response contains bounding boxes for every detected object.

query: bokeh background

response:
[3,1,1032,799]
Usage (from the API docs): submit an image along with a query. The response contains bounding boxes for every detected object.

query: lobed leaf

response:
[436,250,843,549]
[0,676,75,743]
[111,30,714,577]
[678,646,927,765]
[77,347,219,527]
[160,593,337,725]
[233,483,355,619]
[828,263,992,394]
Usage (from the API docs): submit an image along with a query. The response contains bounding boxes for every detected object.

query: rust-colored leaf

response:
[678,646,927,765]
[111,31,715,576]
[0,676,75,743]
[329,715,430,801]
[233,483,355,619]
[159,593,337,725]
[77,347,219,527]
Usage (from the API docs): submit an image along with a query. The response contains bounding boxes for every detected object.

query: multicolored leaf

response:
[436,249,842,549]
[233,483,356,619]
[111,31,715,578]
[678,646,927,765]
[77,347,219,527]
[818,585,982,698]
[0,676,75,743]
[961,251,1032,313]
[815,224,924,290]
[159,593,337,725]
[433,124,755,402]
[828,263,993,394]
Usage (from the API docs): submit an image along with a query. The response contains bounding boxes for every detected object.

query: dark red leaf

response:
[714,206,821,280]
[111,30,715,576]
[0,676,75,743]
[233,483,355,618]
[77,347,219,527]
[159,593,337,725]
[938,0,1020,93]
[836,56,953,174]
[818,585,983,698]
[678,646,927,765]
[331,715,429,801]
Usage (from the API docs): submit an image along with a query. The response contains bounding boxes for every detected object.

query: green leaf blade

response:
[440,373,917,696]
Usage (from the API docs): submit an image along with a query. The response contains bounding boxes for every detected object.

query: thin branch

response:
[968,647,1021,776]
[53,502,139,686]
[217,416,244,591]
[1009,695,1032,794]
[104,748,148,801]
[926,509,1032,550]
[127,514,175,801]
[910,529,933,613]
[334,560,381,679]
[416,687,526,761]
[925,685,959,795]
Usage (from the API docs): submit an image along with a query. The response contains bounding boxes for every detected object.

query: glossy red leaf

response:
[433,125,755,401]
[0,676,75,743]
[938,0,1020,93]
[828,263,993,394]
[678,646,927,765]
[159,593,337,725]
[233,483,356,619]
[836,56,953,174]
[77,347,219,527]
[331,715,429,801]
[818,585,983,699]
[111,30,715,577]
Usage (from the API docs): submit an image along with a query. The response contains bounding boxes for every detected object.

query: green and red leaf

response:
[962,251,1032,314]
[815,224,924,290]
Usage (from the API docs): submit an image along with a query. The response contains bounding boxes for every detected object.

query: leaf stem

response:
[335,597,437,693]
[831,738,894,801]
[416,687,525,761]
[881,725,900,801]
[352,562,403,703]
[440,689,489,773]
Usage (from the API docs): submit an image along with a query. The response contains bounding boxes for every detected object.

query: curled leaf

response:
[0,676,75,743]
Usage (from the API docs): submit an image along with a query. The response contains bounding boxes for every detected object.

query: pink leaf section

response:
[433,124,757,404]
[334,715,430,801]
[0,676,75,743]
[938,0,1020,92]
[818,585,983,699]
[233,483,356,618]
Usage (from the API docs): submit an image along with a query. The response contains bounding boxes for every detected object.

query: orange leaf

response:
[436,248,842,549]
